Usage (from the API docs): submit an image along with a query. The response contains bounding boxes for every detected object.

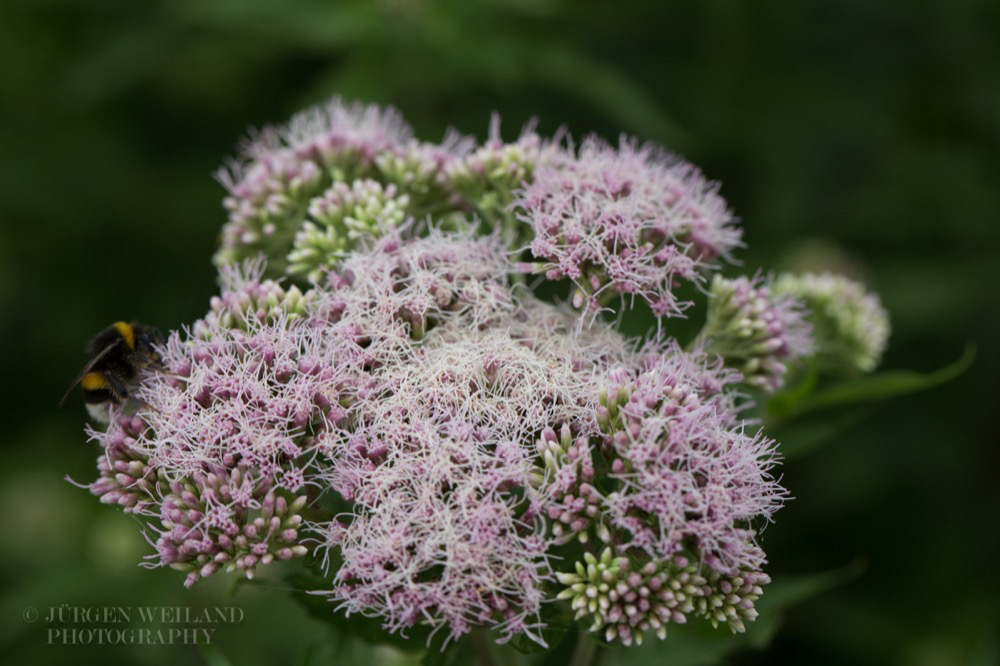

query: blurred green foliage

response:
[1,0,997,664]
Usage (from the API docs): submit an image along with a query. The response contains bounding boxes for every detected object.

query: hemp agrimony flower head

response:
[515,135,741,316]
[775,272,890,373]
[556,549,770,645]
[373,130,473,214]
[197,258,311,333]
[701,274,813,392]
[72,95,902,661]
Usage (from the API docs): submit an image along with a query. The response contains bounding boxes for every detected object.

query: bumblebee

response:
[60,321,162,421]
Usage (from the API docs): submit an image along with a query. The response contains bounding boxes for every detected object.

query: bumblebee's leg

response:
[135,351,164,371]
[107,375,130,404]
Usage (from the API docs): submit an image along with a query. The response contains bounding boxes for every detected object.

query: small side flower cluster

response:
[534,425,602,545]
[556,549,768,646]
[447,116,544,204]
[157,469,308,587]
[447,116,549,243]
[701,274,813,392]
[87,414,157,513]
[374,131,473,214]
[775,272,890,373]
[695,566,770,634]
[515,136,740,316]
[197,259,311,333]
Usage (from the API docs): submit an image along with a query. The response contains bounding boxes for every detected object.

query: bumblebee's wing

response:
[57,341,121,408]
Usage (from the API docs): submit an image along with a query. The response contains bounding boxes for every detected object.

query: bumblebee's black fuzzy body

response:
[61,321,162,417]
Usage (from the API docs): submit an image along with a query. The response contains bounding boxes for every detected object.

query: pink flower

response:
[314,268,634,644]
[321,419,552,646]
[84,266,354,585]
[598,342,786,576]
[515,135,741,317]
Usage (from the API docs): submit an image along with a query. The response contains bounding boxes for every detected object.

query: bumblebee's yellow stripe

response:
[81,372,110,391]
[113,321,135,350]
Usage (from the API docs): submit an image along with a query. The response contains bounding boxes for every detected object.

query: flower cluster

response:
[447,116,545,203]
[515,136,740,316]
[598,344,785,577]
[215,99,538,282]
[197,259,311,334]
[775,272,890,373]
[288,179,411,282]
[313,245,633,643]
[87,414,157,513]
[534,425,603,545]
[324,420,552,644]
[537,344,785,647]
[84,265,353,587]
[76,97,895,654]
[694,566,770,634]
[216,97,416,273]
[447,116,549,244]
[701,274,813,392]
[374,131,472,214]
[325,226,517,339]
[157,469,309,587]
[556,549,768,646]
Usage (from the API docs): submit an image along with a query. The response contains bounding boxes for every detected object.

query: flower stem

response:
[470,629,496,666]
[570,633,599,666]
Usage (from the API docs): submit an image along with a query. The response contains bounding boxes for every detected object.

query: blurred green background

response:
[1,0,997,664]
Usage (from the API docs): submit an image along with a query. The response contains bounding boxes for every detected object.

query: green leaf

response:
[767,344,974,424]
[772,406,876,459]
[598,560,865,666]
[198,642,235,666]
[764,364,819,423]
[286,571,431,653]
[423,632,515,666]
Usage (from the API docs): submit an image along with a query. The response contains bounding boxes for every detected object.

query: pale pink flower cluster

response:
[84,266,348,584]
[515,136,741,316]
[84,229,639,644]
[315,243,634,643]
[598,343,786,576]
